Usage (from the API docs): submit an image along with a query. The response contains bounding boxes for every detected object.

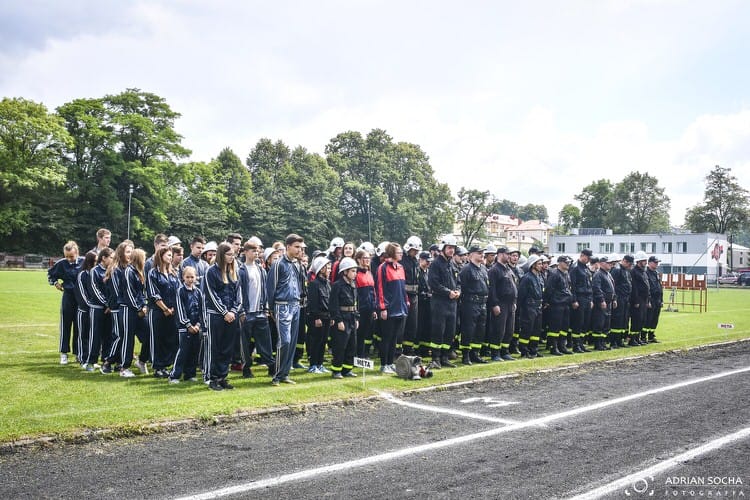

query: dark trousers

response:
[644,302,661,337]
[88,307,110,365]
[207,312,239,381]
[331,317,357,373]
[307,317,331,367]
[460,301,487,350]
[519,307,542,345]
[488,301,515,350]
[170,329,201,380]
[241,313,275,367]
[59,290,79,355]
[416,296,431,351]
[403,294,419,351]
[356,310,375,357]
[570,300,592,340]
[591,302,612,337]
[134,315,150,363]
[547,304,570,340]
[381,315,406,366]
[629,299,648,335]
[430,298,457,356]
[149,308,178,370]
[108,306,137,369]
[76,308,90,364]
[611,296,630,334]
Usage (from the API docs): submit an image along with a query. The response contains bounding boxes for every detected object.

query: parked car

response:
[739,272,750,286]
[718,272,739,284]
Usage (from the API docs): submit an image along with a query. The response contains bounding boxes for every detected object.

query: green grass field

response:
[1,270,748,444]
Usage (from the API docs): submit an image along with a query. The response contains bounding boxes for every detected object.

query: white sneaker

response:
[187,377,198,382]
[135,360,149,375]
[60,354,68,365]
[168,378,180,384]
[120,369,136,378]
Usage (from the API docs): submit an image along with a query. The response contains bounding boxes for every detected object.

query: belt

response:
[465,294,488,303]
[274,300,299,305]
[339,306,357,312]
[405,284,419,293]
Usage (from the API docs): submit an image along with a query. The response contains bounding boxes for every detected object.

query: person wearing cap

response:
[644,256,663,343]
[306,256,332,374]
[569,248,594,353]
[506,248,523,354]
[416,251,432,357]
[330,241,355,283]
[544,255,574,356]
[591,255,616,350]
[329,257,360,378]
[354,249,378,359]
[266,234,306,386]
[610,254,634,348]
[481,245,498,356]
[376,243,409,374]
[629,251,651,346]
[401,236,423,356]
[202,241,218,265]
[428,235,461,369]
[517,254,545,358]
[487,247,518,361]
[429,243,439,260]
[237,239,276,378]
[483,246,497,269]
[458,246,490,365]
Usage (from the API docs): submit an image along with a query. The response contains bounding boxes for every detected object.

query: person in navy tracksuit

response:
[48,241,84,364]
[354,249,377,359]
[73,252,97,370]
[376,243,409,374]
[89,248,114,367]
[147,247,180,378]
[169,266,203,383]
[202,242,243,391]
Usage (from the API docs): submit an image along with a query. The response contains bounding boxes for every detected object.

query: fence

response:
[0,254,55,269]
[660,273,708,313]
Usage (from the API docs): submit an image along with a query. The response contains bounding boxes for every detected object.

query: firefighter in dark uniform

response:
[517,254,545,358]
[427,235,461,369]
[591,255,616,350]
[458,246,490,365]
[416,251,432,357]
[544,255,574,355]
[610,254,634,348]
[507,248,523,354]
[401,236,422,355]
[481,245,498,356]
[569,248,593,353]
[629,251,651,346]
[644,256,663,343]
[487,247,518,361]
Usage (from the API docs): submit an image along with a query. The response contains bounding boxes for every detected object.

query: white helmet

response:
[438,234,458,251]
[634,250,648,262]
[484,245,498,255]
[357,241,376,255]
[376,241,390,257]
[404,236,423,252]
[338,257,358,274]
[202,241,218,255]
[310,256,330,276]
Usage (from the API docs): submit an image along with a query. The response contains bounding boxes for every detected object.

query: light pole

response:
[127,184,134,240]
[366,193,372,243]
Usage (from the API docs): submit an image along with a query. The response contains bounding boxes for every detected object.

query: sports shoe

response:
[292,362,307,370]
[153,369,169,379]
[187,377,198,382]
[343,371,357,378]
[135,360,149,375]
[307,365,318,373]
[168,378,180,384]
[120,369,136,378]
[242,366,254,378]
[60,354,68,365]
[100,362,113,374]
[381,365,396,374]
[280,377,296,384]
[83,363,95,372]
[271,379,280,386]
[208,380,223,391]
[219,379,234,390]
[332,372,343,379]
[318,365,330,373]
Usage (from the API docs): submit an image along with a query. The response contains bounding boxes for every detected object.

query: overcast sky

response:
[2,0,749,226]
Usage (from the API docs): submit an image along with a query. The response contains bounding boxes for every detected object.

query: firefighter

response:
[517,254,545,358]
[458,246,489,365]
[591,255,616,350]
[610,254,633,348]
[544,255,574,355]
[487,247,518,361]
[402,236,422,355]
[644,256,663,343]
[569,248,594,353]
[427,235,461,368]
[629,251,651,346]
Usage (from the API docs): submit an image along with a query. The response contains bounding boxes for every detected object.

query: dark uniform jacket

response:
[330,278,359,323]
[544,268,573,306]
[569,260,593,304]
[402,253,420,295]
[307,275,331,321]
[630,265,650,304]
[611,266,632,301]
[488,261,517,307]
[646,268,663,307]
[458,262,489,303]
[592,268,616,305]
[518,271,544,312]
[428,254,460,301]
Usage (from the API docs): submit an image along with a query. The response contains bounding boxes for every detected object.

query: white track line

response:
[566,425,750,500]
[174,365,750,500]
[375,390,521,425]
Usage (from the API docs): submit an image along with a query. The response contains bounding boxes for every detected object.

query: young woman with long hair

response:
[147,246,180,378]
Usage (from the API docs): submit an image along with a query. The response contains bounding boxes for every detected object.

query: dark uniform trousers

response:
[488,301,515,352]
[629,299,648,339]
[519,303,543,353]
[431,297,457,358]
[356,311,375,358]
[206,312,240,382]
[546,304,570,343]
[460,296,487,352]
[610,296,630,341]
[591,302,613,341]
[331,314,357,374]
[416,294,431,355]
[570,302,592,344]
[402,292,419,354]
[644,304,661,341]
[60,290,79,356]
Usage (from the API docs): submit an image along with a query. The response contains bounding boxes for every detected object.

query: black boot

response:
[509,338,520,355]
[519,343,530,358]
[441,356,457,368]
[491,349,503,362]
[640,332,648,345]
[471,350,488,364]
[500,347,515,361]
[528,341,539,358]
[549,339,562,356]
[579,337,591,352]
[627,333,639,346]
[462,351,472,365]
[558,337,572,355]
[608,333,618,349]
[648,332,659,343]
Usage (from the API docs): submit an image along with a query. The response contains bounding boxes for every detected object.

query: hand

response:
[166,307,175,317]
[612,300,618,309]
[589,301,594,310]
[355,320,359,330]
[634,303,640,308]
[492,305,501,317]
[337,321,345,331]
[380,310,388,320]
[600,302,607,310]
[224,311,236,323]
[572,301,579,310]
[54,282,63,291]
[314,318,322,327]
[371,312,377,320]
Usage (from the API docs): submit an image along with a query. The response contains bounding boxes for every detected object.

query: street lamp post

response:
[127,184,134,240]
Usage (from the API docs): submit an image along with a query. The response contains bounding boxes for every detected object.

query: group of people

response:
[47,228,664,390]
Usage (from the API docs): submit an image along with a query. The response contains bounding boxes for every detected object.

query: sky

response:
[2,0,750,227]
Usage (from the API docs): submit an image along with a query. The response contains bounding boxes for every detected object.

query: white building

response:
[549,232,731,277]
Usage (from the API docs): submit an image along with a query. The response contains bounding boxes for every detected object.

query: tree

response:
[0,97,73,252]
[575,179,614,229]
[495,199,520,217]
[610,171,670,233]
[518,203,549,222]
[557,204,581,235]
[684,165,749,235]
[455,188,494,247]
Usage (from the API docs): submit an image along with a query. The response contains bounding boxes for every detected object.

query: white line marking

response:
[377,390,520,424]
[566,425,750,500]
[173,365,750,500]
[0,323,56,329]
[460,396,518,408]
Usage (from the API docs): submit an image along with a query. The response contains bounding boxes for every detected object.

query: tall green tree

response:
[0,97,73,252]
[610,171,670,233]
[455,188,494,247]
[518,203,549,222]
[215,147,253,229]
[557,204,581,234]
[575,179,614,229]
[684,165,749,235]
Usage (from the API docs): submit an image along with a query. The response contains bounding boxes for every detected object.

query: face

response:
[156,241,169,251]
[230,238,241,254]
[498,252,509,264]
[509,253,519,265]
[101,254,113,267]
[648,261,658,271]
[191,242,204,257]
[124,245,133,264]
[204,250,216,262]
[172,251,183,266]
[183,270,196,287]
[470,252,483,265]
[244,246,259,262]
[636,260,646,269]
[224,249,236,265]
[580,254,590,264]
[99,233,111,247]
[358,255,371,268]
[419,258,429,269]
[443,246,455,258]
[343,244,354,257]
[345,268,357,281]
[163,250,173,265]
[319,262,331,279]
[287,241,304,259]
[64,249,78,262]
[484,254,495,266]
[394,248,404,261]
[558,261,569,272]
[268,252,281,266]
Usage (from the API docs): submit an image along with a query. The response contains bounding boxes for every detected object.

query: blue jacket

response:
[74,269,92,311]
[176,285,203,331]
[202,265,242,316]
[266,255,303,309]
[48,257,83,291]
[147,268,180,309]
[90,264,109,309]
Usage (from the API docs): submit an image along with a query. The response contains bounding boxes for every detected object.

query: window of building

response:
[662,242,672,253]
[576,242,590,252]
[619,242,635,253]
[599,242,614,253]
[641,242,656,253]
[556,242,566,253]
[676,241,688,253]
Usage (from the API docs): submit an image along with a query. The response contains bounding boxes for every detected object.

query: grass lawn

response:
[1,270,748,443]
